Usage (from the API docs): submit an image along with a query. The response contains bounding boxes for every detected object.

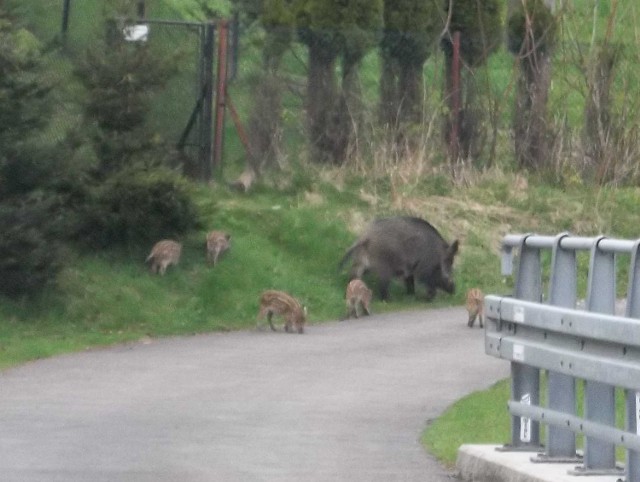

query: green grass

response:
[422,379,511,465]
[2,177,639,371]
[0,179,450,369]
[422,361,631,467]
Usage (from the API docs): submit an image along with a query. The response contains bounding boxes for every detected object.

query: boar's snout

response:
[442,279,455,294]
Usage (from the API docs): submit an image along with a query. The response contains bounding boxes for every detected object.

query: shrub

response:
[74,14,178,177]
[80,168,201,248]
[0,195,62,298]
[0,7,65,299]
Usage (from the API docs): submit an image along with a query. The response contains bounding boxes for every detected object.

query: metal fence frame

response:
[60,2,243,182]
[489,233,640,480]
[123,17,216,181]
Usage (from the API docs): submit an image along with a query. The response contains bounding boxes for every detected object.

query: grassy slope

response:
[3,175,640,369]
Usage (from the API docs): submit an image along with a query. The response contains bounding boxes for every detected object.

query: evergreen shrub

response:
[80,167,200,248]
[0,195,62,298]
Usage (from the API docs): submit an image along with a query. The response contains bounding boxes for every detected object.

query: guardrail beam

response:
[488,233,640,479]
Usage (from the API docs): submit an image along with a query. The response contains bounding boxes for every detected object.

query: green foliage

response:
[77,46,164,132]
[166,0,232,19]
[296,0,383,164]
[0,194,63,298]
[74,18,178,175]
[297,0,382,60]
[79,167,201,249]
[507,0,557,56]
[261,0,297,60]
[262,0,297,29]
[0,6,66,298]
[381,0,441,66]
[443,0,503,67]
[0,13,51,149]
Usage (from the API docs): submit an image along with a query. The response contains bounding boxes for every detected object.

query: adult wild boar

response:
[339,216,459,301]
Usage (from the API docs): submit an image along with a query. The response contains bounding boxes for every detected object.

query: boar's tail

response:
[338,239,368,272]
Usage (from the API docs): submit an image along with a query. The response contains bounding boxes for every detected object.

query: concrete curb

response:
[456,445,623,482]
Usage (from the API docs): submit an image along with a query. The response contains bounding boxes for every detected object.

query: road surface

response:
[0,307,509,481]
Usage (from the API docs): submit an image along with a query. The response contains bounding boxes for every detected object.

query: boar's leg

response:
[284,316,293,333]
[267,312,277,331]
[467,313,476,328]
[425,284,436,301]
[378,280,391,301]
[345,302,356,319]
[404,275,415,295]
[376,265,394,300]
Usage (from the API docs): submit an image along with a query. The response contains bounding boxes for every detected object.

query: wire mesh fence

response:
[26,1,213,177]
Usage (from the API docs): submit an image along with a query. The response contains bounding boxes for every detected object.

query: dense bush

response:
[65,3,198,251]
[80,168,201,248]
[507,0,557,56]
[74,16,178,177]
[0,195,63,298]
[0,6,65,298]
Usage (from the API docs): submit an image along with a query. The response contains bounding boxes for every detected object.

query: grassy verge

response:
[422,379,511,465]
[2,172,640,371]
[422,360,630,467]
[0,177,460,369]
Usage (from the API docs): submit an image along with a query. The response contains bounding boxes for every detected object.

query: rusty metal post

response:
[449,31,461,164]
[212,19,229,179]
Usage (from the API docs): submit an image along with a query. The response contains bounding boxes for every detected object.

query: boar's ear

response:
[448,240,460,258]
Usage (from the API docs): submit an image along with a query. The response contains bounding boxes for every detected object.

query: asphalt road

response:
[0,307,509,481]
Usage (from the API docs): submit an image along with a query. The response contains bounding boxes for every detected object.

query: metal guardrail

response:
[488,233,640,480]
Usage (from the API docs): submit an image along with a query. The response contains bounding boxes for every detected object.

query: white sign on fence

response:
[520,393,532,443]
[123,24,149,42]
[514,305,525,323]
[513,344,525,362]
[636,392,640,435]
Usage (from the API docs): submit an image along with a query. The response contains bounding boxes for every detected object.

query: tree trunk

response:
[246,67,283,172]
[330,55,363,164]
[379,53,399,128]
[236,34,287,191]
[307,40,337,164]
[514,49,552,170]
[398,60,423,125]
[584,46,618,184]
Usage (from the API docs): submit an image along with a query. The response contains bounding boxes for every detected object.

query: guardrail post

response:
[625,240,640,482]
[579,236,617,474]
[508,235,542,450]
[541,233,578,461]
